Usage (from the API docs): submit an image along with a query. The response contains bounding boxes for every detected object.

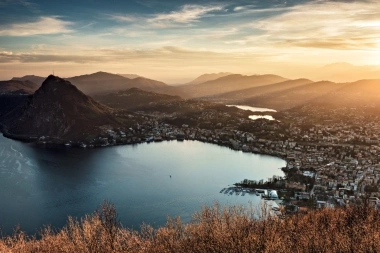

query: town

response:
[28,99,380,212]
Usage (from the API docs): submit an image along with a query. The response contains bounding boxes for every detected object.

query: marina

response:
[219,187,282,214]
[219,187,280,200]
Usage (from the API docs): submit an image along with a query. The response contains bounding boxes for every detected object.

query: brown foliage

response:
[1,201,380,252]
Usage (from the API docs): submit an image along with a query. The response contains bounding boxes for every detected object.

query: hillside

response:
[0,80,40,95]
[11,75,45,86]
[1,75,120,141]
[0,202,379,252]
[94,87,182,110]
[186,72,233,85]
[0,95,30,121]
[180,74,288,98]
[295,79,380,115]
[67,72,169,95]
[204,78,313,103]
[243,81,347,111]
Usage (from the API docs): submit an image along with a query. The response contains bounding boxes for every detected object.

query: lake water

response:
[0,135,285,235]
[226,105,277,112]
[249,115,275,121]
[227,105,276,121]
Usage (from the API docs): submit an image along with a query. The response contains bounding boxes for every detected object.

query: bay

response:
[0,134,285,235]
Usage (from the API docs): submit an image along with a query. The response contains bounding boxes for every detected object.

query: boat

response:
[220,188,225,193]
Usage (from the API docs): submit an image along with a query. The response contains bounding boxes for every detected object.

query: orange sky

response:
[1,0,380,83]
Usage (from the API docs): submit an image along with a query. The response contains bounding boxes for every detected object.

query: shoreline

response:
[0,127,289,172]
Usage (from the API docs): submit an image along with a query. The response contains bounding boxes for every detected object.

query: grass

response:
[1,200,380,252]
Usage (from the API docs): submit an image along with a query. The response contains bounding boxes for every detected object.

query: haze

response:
[1,0,380,83]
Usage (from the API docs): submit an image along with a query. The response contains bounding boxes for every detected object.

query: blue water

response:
[0,135,285,235]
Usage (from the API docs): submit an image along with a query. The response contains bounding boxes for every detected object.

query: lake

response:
[227,105,276,121]
[0,135,285,235]
[249,115,275,121]
[226,105,277,112]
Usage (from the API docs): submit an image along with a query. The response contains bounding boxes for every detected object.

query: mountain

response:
[186,72,233,85]
[310,79,380,109]
[180,74,288,98]
[1,75,120,141]
[0,80,40,95]
[94,87,182,111]
[66,72,169,95]
[0,95,30,121]
[204,78,313,103]
[243,81,347,111]
[11,75,45,86]
[118,74,140,79]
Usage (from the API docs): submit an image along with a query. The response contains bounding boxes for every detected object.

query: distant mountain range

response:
[8,72,176,96]
[94,87,182,110]
[205,78,313,103]
[1,75,120,141]
[0,80,40,95]
[4,69,380,114]
[242,81,347,110]
[11,75,46,86]
[66,71,169,95]
[185,72,233,85]
[178,74,288,98]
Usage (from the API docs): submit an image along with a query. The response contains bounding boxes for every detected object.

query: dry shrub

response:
[1,201,380,252]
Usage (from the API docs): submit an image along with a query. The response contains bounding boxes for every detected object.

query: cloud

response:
[0,16,73,36]
[108,14,136,22]
[251,0,380,50]
[0,51,12,55]
[233,5,256,12]
[0,46,275,64]
[0,0,35,8]
[148,4,224,27]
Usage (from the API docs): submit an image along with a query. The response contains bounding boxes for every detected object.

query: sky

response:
[1,0,380,83]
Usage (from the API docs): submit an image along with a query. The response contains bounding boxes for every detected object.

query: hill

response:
[298,79,380,114]
[1,75,120,141]
[243,81,347,111]
[0,80,40,95]
[186,72,233,85]
[94,87,182,110]
[67,72,169,95]
[11,75,45,86]
[204,78,313,103]
[180,74,288,98]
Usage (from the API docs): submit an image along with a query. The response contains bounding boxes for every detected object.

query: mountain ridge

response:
[185,72,233,85]
[1,75,120,141]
